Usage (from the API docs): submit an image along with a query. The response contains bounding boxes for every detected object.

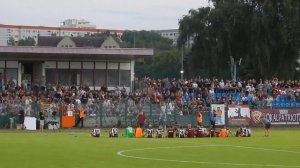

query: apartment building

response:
[0,24,125,46]
[61,19,96,29]
[155,29,193,47]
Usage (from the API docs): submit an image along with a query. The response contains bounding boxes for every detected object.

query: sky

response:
[0,0,210,30]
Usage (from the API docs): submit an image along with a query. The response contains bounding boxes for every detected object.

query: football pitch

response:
[0,128,299,168]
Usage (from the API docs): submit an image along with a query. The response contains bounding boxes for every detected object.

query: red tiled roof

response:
[0,24,125,34]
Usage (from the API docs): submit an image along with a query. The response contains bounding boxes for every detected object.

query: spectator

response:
[136,111,146,129]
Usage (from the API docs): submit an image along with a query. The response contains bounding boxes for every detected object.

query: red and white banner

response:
[251,109,300,125]
[227,105,251,126]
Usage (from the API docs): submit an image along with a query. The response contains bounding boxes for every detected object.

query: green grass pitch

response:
[0,127,299,168]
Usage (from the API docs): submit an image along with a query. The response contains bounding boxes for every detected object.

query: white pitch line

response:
[154,139,300,154]
[117,145,300,167]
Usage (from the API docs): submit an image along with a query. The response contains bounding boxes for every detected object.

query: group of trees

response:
[8,37,35,46]
[120,31,182,79]
[178,0,300,80]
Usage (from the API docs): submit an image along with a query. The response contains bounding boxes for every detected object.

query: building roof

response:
[38,36,64,47]
[0,24,125,34]
[38,36,106,47]
[71,37,105,48]
[0,46,153,61]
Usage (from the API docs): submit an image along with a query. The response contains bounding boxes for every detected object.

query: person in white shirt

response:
[91,125,101,137]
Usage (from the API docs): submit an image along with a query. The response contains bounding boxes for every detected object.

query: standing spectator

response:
[210,110,216,129]
[136,111,146,129]
[18,110,25,130]
[39,110,45,133]
[265,96,273,108]
[0,73,3,90]
[74,106,86,128]
[260,115,271,137]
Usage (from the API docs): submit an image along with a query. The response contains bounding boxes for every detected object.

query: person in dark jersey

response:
[260,115,271,137]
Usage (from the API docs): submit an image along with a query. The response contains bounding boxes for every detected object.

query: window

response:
[57,69,69,85]
[107,70,118,87]
[70,69,81,85]
[82,70,93,86]
[45,69,56,85]
[95,69,106,86]
[6,68,18,85]
[119,70,130,87]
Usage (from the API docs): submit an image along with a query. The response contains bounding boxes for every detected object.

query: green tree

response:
[18,37,36,46]
[7,37,16,46]
[135,49,181,79]
[121,30,180,78]
[121,31,173,50]
[178,0,300,80]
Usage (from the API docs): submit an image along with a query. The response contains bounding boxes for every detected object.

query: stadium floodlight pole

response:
[133,31,136,48]
[180,44,184,80]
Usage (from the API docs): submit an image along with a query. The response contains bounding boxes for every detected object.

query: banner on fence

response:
[24,117,36,130]
[227,105,251,126]
[251,109,300,125]
[211,104,226,125]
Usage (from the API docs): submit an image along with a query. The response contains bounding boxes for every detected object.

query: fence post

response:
[124,101,128,127]
[150,103,153,125]
[99,102,103,127]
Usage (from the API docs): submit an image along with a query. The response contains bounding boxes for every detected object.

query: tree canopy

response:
[18,37,35,46]
[121,31,182,79]
[178,0,300,80]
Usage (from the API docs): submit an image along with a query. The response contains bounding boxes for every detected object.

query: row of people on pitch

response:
[90,127,119,137]
[235,125,251,137]
[145,125,209,138]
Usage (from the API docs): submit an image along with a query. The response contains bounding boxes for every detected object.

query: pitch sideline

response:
[117,141,300,167]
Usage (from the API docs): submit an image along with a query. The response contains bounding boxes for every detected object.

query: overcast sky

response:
[0,0,210,30]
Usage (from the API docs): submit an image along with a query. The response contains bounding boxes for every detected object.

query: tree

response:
[7,37,16,46]
[121,31,173,50]
[178,0,300,80]
[121,31,180,78]
[18,37,36,46]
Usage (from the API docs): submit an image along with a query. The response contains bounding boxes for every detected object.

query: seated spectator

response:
[178,126,186,138]
[167,126,175,138]
[236,124,246,137]
[109,128,118,137]
[146,125,154,138]
[195,126,206,137]
[186,124,195,138]
[135,126,143,138]
[91,125,101,137]
[243,125,251,137]
[219,125,228,138]
[124,126,135,138]
[156,126,164,138]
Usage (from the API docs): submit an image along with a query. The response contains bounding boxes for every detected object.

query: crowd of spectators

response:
[141,77,300,113]
[0,76,300,128]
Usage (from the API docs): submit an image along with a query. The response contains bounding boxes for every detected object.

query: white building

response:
[61,19,96,29]
[155,29,193,47]
[0,24,124,46]
[155,29,179,46]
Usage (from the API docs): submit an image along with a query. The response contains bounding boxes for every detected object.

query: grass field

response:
[0,127,299,168]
